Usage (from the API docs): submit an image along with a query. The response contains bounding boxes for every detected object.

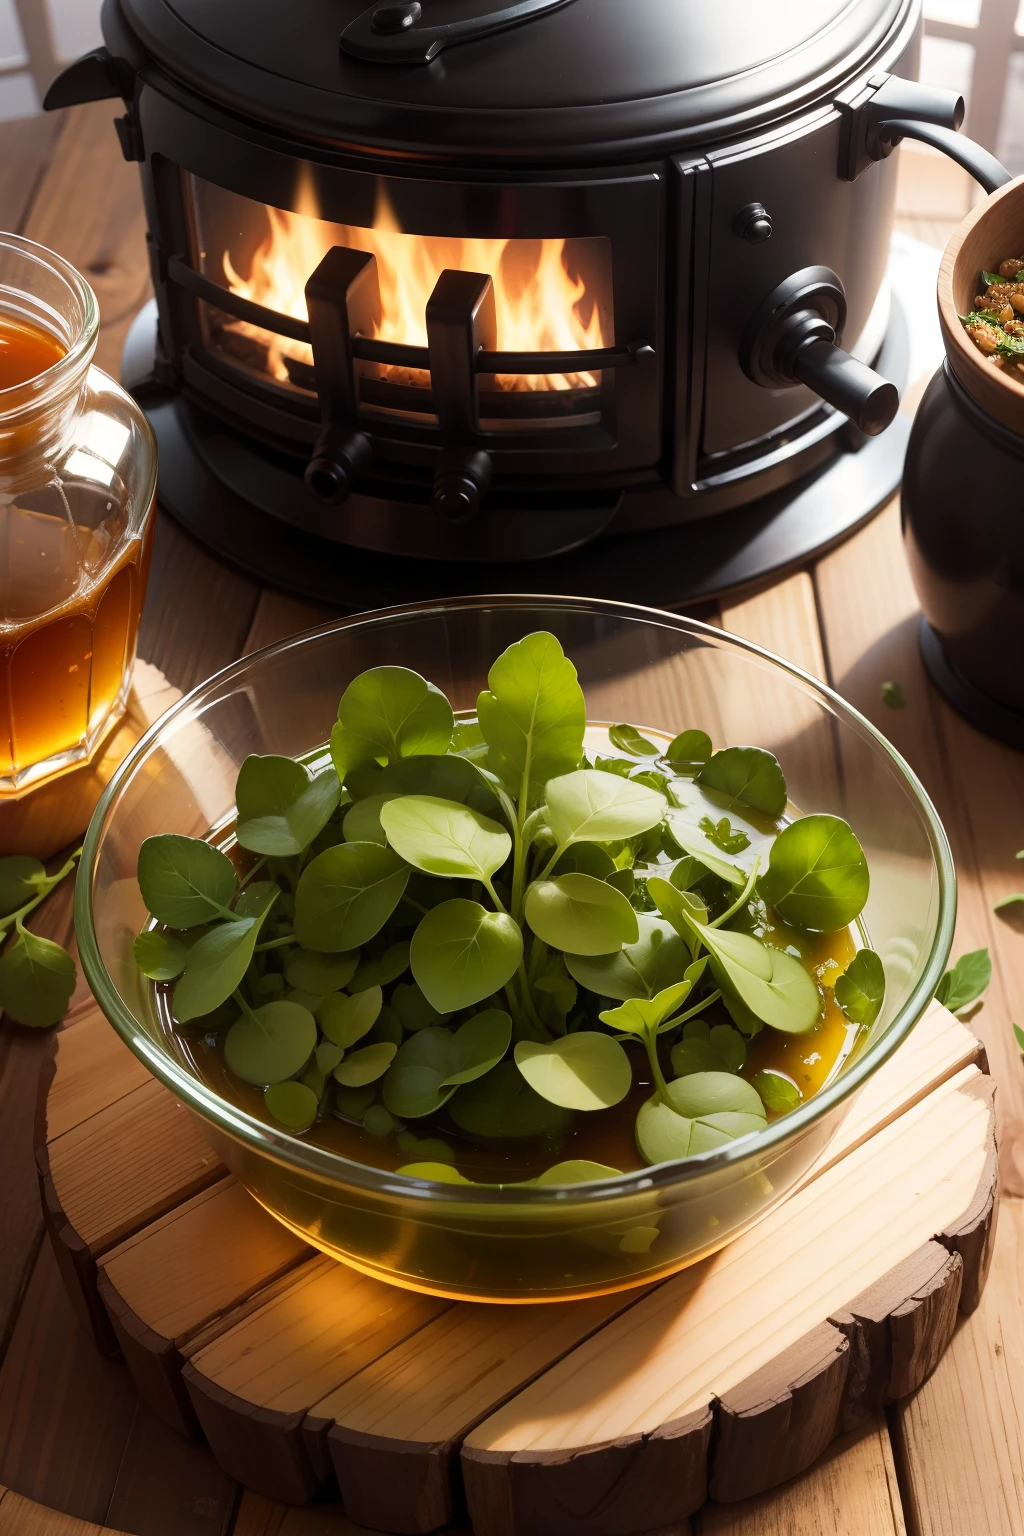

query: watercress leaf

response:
[342,792,402,846]
[442,1008,512,1087]
[696,925,821,1034]
[593,755,634,780]
[524,873,639,955]
[137,834,237,928]
[317,986,382,1047]
[396,1130,457,1163]
[451,1059,573,1138]
[363,1104,395,1137]
[608,723,660,759]
[514,1033,632,1111]
[294,842,410,952]
[264,1080,318,1131]
[665,729,712,765]
[334,1082,377,1119]
[635,1072,766,1164]
[334,1041,397,1086]
[331,667,454,779]
[647,875,713,953]
[759,814,869,931]
[530,1160,622,1185]
[834,948,885,1027]
[552,843,616,879]
[370,1004,403,1046]
[546,769,664,849]
[392,981,445,1031]
[565,912,690,1000]
[285,948,359,994]
[383,1027,459,1117]
[0,930,76,1027]
[173,917,263,1023]
[397,1162,474,1184]
[599,980,692,1037]
[533,956,577,1016]
[697,746,787,818]
[224,999,317,1084]
[671,1022,748,1074]
[451,719,486,760]
[233,881,281,922]
[935,948,991,1014]
[0,855,47,917]
[235,755,340,857]
[346,752,496,813]
[476,632,586,806]
[710,1023,747,1071]
[754,1069,801,1113]
[410,898,523,1013]
[670,1037,723,1075]
[1014,1021,1024,1053]
[350,940,411,992]
[379,796,511,882]
[663,808,748,887]
[316,1039,345,1074]
[133,929,188,982]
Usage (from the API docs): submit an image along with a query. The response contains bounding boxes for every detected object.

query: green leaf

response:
[137,834,237,928]
[316,1039,345,1074]
[285,949,359,994]
[753,1069,801,1113]
[834,948,885,1027]
[0,855,47,918]
[397,1162,473,1184]
[232,881,280,922]
[665,729,712,765]
[545,770,664,849]
[330,666,454,779]
[524,873,639,955]
[935,949,991,1015]
[608,723,660,758]
[881,681,906,709]
[530,1160,622,1185]
[476,632,586,806]
[264,1080,319,1131]
[671,1022,746,1075]
[664,806,749,887]
[697,746,787,818]
[552,843,616,879]
[349,940,410,992]
[533,955,577,1016]
[1013,1021,1024,1053]
[224,999,317,1084]
[235,755,340,857]
[392,981,445,1031]
[410,898,523,1013]
[379,796,511,882]
[598,980,693,1038]
[635,1072,766,1163]
[698,815,750,854]
[0,929,76,1027]
[173,917,263,1023]
[383,1010,511,1117]
[994,893,1024,912]
[334,1041,397,1086]
[700,926,820,1034]
[514,1033,632,1111]
[759,814,869,931]
[396,1130,457,1163]
[342,793,401,846]
[346,752,495,811]
[565,912,690,1001]
[318,986,382,1047]
[450,1059,571,1138]
[294,842,410,952]
[134,929,188,982]
[334,1082,377,1119]
[451,719,487,760]
[363,1105,395,1137]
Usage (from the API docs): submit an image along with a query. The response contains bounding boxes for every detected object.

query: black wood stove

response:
[46,0,1004,607]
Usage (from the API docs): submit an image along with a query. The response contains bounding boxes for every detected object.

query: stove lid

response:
[116,0,917,161]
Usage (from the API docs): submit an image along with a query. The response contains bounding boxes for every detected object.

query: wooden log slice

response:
[38,1001,997,1534]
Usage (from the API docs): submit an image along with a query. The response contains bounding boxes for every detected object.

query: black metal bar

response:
[305,247,381,420]
[167,254,313,344]
[426,269,495,520]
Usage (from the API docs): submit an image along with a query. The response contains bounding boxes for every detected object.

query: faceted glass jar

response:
[0,233,157,800]
[76,598,955,1302]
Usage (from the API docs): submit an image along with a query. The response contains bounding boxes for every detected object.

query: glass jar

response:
[0,233,157,841]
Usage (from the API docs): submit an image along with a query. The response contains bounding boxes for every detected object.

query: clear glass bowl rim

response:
[75,593,957,1209]
[0,231,99,414]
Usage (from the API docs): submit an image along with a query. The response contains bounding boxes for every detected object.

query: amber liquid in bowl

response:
[0,316,154,792]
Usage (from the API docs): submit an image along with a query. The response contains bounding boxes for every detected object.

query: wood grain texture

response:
[0,114,65,234]
[103,1403,237,1536]
[232,1489,467,1535]
[45,1009,151,1143]
[243,593,338,656]
[0,1486,116,1536]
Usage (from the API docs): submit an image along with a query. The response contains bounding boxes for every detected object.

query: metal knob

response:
[733,202,773,245]
[306,424,372,504]
[432,447,492,523]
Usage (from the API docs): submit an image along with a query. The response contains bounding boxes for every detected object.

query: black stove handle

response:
[840,73,1011,192]
[873,120,1011,195]
[341,0,574,65]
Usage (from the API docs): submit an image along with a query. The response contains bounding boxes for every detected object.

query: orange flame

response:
[222,188,609,392]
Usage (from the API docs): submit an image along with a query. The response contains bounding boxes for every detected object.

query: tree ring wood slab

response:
[37,1000,997,1535]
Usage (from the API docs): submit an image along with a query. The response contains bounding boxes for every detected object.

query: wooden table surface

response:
[1,106,1022,1536]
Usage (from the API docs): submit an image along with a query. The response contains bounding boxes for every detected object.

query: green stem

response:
[483,877,509,916]
[0,846,82,941]
[656,990,722,1034]
[644,1027,672,1105]
[232,986,259,1021]
[254,933,298,953]
[709,856,761,931]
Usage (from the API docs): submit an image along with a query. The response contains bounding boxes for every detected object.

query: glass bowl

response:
[75,596,955,1302]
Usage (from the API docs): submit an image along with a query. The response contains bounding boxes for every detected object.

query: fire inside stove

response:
[189,177,614,424]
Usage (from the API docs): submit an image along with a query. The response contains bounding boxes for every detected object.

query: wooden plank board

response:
[103,1404,237,1536]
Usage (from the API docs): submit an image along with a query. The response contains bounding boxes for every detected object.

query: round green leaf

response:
[598,981,693,1038]
[371,1005,403,1046]
[530,1160,622,1185]
[137,834,237,928]
[0,929,76,1028]
[334,1082,377,1120]
[232,880,281,922]
[396,1131,457,1163]
[476,631,586,807]
[514,1033,632,1111]
[665,729,712,765]
[753,1069,802,1113]
[551,844,616,879]
[697,746,787,818]
[317,986,382,1047]
[363,1104,395,1137]
[224,999,317,1084]
[342,793,401,847]
[636,1072,766,1164]
[608,724,660,758]
[392,981,445,1031]
[334,1041,397,1086]
[316,1039,345,1074]
[565,913,689,1001]
[173,917,262,1023]
[397,1162,473,1184]
[347,752,496,812]
[134,929,188,982]
[235,755,340,857]
[264,1080,318,1131]
[834,948,885,1027]
[331,667,454,779]
[0,855,47,917]
[410,899,523,1013]
[294,841,410,952]
[545,769,665,848]
[379,795,511,881]
[671,1023,746,1076]
[697,924,821,1035]
[349,940,410,992]
[383,1027,458,1118]
[449,1060,571,1138]
[285,949,359,994]
[759,814,869,931]
[524,873,639,955]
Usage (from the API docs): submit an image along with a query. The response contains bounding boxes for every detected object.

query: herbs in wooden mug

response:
[132,632,887,1184]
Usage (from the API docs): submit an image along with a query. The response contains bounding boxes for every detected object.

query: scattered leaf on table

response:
[294,841,409,951]
[1013,1022,1024,1053]
[137,834,237,928]
[224,999,317,1084]
[524,872,639,955]
[0,929,77,1027]
[881,681,906,709]
[935,948,991,1015]
[514,1032,632,1111]
[0,855,48,918]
